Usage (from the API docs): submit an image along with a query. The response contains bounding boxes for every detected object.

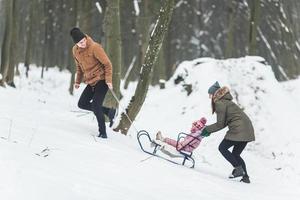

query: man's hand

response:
[107,82,113,90]
[74,83,80,89]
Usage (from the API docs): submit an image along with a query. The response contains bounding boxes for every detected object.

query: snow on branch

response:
[124,56,136,82]
[95,2,102,14]
[133,0,140,16]
[175,0,184,8]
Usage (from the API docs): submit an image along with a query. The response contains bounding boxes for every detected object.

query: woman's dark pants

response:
[219,139,248,176]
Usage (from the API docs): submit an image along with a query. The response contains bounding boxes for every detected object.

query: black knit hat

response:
[70,27,86,43]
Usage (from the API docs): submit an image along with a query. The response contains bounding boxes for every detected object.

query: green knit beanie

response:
[208,81,221,95]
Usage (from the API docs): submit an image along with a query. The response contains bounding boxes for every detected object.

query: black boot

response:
[108,108,117,128]
[240,175,250,183]
[98,132,107,139]
[229,166,245,178]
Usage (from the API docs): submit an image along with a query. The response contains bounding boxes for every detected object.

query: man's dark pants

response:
[78,80,110,136]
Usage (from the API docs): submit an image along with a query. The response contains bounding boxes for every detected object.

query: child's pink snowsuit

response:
[164,117,207,152]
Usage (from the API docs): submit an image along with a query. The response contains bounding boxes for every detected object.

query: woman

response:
[201,81,255,183]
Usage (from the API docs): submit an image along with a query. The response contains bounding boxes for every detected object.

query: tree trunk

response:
[278,0,299,78]
[114,0,175,135]
[24,0,36,78]
[248,0,261,55]
[6,0,17,87]
[41,0,47,79]
[68,0,78,95]
[103,0,122,108]
[225,0,235,58]
[0,0,14,86]
[152,40,166,85]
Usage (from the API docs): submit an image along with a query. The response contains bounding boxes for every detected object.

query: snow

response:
[190,36,199,45]
[124,56,136,83]
[95,2,102,14]
[133,0,140,16]
[278,65,288,79]
[175,0,184,8]
[1,58,300,200]
[258,27,275,59]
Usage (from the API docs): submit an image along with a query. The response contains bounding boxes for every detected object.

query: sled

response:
[137,130,202,168]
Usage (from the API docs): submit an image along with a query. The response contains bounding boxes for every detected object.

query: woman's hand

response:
[200,128,211,137]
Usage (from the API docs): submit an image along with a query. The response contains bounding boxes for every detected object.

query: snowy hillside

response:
[1,58,300,200]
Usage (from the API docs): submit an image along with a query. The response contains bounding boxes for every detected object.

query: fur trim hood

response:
[213,86,232,102]
[211,86,232,114]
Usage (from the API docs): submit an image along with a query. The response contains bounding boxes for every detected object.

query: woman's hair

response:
[211,98,216,114]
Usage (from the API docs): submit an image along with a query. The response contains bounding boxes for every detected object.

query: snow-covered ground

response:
[0,58,300,200]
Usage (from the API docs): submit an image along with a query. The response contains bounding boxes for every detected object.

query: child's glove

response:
[191,117,207,133]
[200,128,211,137]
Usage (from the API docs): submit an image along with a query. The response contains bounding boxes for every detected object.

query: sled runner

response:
[137,130,203,168]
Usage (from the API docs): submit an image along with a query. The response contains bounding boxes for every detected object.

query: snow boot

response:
[229,166,245,178]
[240,175,250,183]
[108,108,117,128]
[98,132,108,139]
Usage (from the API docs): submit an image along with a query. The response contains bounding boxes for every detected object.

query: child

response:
[155,117,207,152]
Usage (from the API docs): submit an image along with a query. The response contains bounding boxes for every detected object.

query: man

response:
[70,27,116,138]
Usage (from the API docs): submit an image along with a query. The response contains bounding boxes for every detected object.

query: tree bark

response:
[6,0,17,87]
[0,0,14,86]
[225,0,235,58]
[103,0,122,108]
[68,0,78,95]
[24,0,36,78]
[248,0,261,55]
[152,40,166,85]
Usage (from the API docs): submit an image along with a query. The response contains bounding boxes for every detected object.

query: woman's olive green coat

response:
[205,87,255,142]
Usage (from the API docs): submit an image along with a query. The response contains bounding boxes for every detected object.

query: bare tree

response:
[124,0,153,89]
[248,0,261,55]
[114,0,175,135]
[68,0,78,95]
[225,0,235,58]
[103,0,122,108]
[6,0,18,87]
[24,0,37,78]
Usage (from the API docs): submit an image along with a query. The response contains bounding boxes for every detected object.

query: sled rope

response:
[70,110,91,117]
[140,155,155,163]
[0,117,13,141]
[110,89,139,134]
